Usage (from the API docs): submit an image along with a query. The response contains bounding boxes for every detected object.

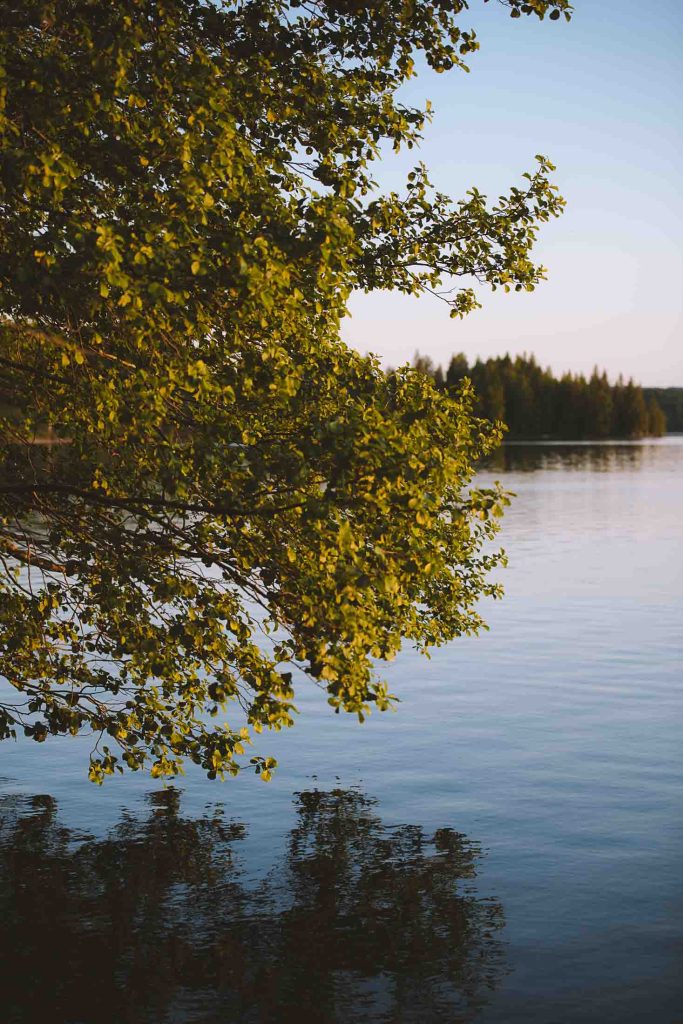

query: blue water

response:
[1,439,682,1023]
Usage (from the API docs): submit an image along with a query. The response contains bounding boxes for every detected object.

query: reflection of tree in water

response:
[0,788,506,1023]
[484,442,644,474]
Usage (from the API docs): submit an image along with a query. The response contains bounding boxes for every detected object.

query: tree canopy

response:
[0,0,571,782]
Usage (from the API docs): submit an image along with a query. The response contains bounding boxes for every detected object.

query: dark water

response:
[1,439,682,1023]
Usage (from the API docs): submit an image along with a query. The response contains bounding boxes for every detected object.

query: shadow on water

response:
[0,787,507,1024]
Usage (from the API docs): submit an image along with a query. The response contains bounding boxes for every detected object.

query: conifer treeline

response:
[411,352,667,440]
[642,387,683,433]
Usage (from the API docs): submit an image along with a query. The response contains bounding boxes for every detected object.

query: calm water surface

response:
[1,439,682,1023]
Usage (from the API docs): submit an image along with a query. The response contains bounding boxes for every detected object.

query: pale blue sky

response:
[341,0,683,385]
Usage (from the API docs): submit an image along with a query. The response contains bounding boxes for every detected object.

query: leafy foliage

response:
[0,0,570,781]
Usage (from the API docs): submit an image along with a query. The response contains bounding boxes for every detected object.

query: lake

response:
[1,438,681,1023]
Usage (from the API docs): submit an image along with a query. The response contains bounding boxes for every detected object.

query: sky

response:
[341,0,683,386]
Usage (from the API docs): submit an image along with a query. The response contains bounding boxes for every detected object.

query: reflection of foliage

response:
[0,788,506,1023]
[261,789,507,1022]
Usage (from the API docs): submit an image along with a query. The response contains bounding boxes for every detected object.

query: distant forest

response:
[410,352,680,440]
[642,387,683,433]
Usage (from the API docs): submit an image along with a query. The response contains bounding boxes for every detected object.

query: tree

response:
[412,351,436,377]
[586,368,613,439]
[446,352,470,394]
[646,396,666,438]
[614,377,649,438]
[0,0,571,782]
[643,387,682,432]
[470,359,507,425]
